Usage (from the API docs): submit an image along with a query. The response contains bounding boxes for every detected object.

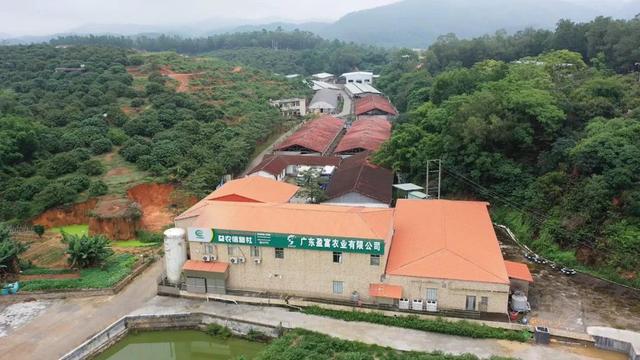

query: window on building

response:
[250,246,260,257]
[426,288,437,301]
[370,254,380,266]
[275,247,284,259]
[465,295,476,311]
[227,246,236,256]
[332,281,344,294]
[480,296,489,312]
[333,252,342,263]
[205,244,214,254]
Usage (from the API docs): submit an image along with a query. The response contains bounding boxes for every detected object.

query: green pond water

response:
[94,330,266,360]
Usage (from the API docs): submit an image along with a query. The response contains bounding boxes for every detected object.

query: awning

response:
[504,260,534,283]
[183,260,229,273]
[369,283,403,299]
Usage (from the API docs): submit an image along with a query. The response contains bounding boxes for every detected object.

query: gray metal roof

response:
[345,83,381,95]
[393,183,424,191]
[309,89,340,109]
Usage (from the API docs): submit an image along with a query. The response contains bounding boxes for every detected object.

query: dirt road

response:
[0,260,163,360]
[498,228,640,332]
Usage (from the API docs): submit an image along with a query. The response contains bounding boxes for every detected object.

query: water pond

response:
[94,330,266,360]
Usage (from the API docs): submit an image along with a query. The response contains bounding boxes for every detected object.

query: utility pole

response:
[425,159,442,199]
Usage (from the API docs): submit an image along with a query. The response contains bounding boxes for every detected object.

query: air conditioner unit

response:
[202,255,211,262]
[237,256,246,263]
[229,257,238,264]
[210,255,217,261]
[253,258,262,264]
[398,298,410,310]
[426,300,438,312]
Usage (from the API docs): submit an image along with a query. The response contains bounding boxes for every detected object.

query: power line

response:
[441,164,616,256]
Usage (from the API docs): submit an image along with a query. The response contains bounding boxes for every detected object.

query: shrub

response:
[107,128,128,146]
[302,307,531,342]
[90,138,113,155]
[88,180,108,196]
[205,323,232,338]
[64,233,114,268]
[135,230,163,243]
[0,224,28,274]
[130,98,145,107]
[80,159,105,176]
[33,224,45,238]
[62,174,91,192]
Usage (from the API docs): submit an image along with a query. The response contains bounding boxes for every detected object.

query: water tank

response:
[164,228,187,284]
[511,293,529,312]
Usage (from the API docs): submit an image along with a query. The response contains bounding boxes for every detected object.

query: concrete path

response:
[240,121,304,176]
[337,89,352,119]
[132,296,620,360]
[0,260,163,360]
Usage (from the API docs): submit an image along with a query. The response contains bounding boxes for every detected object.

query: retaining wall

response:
[592,336,639,360]
[59,312,280,360]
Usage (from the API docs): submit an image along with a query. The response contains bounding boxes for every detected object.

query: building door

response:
[206,278,226,295]
[479,296,488,312]
[186,277,206,294]
[465,295,476,311]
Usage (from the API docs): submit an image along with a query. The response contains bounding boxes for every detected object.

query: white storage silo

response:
[164,228,187,284]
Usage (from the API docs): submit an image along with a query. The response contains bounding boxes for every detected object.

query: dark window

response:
[275,247,284,259]
[333,252,342,263]
[250,246,260,257]
[370,254,380,265]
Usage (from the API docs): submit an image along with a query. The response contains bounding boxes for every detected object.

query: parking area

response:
[498,229,640,332]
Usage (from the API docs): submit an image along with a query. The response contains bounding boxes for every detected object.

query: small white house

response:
[269,98,307,117]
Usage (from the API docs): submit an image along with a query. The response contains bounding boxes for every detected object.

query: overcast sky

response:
[0,0,400,36]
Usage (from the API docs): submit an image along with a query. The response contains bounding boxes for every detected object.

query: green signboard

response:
[211,228,384,255]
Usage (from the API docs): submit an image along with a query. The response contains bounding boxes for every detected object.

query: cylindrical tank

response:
[511,293,528,312]
[164,228,187,284]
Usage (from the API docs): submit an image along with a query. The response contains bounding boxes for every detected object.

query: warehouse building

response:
[174,182,517,314]
[344,83,382,98]
[248,154,342,181]
[274,116,344,156]
[323,151,393,208]
[308,89,341,114]
[355,95,398,117]
[335,117,391,156]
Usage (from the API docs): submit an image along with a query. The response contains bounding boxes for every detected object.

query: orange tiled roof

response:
[504,260,534,283]
[183,260,229,273]
[355,95,398,116]
[386,200,510,284]
[369,283,403,299]
[186,201,394,242]
[176,177,299,220]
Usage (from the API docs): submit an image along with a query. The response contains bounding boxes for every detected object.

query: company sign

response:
[187,227,213,243]
[209,228,384,255]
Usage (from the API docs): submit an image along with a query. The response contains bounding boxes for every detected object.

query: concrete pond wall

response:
[59,312,281,360]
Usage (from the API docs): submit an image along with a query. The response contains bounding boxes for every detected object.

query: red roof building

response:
[274,116,344,155]
[248,155,342,180]
[355,95,398,117]
[335,117,391,155]
[324,151,394,207]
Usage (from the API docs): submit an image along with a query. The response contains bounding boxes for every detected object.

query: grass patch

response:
[21,267,74,275]
[256,328,514,360]
[205,323,232,338]
[20,254,138,291]
[49,224,88,236]
[302,306,531,343]
[112,240,160,248]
